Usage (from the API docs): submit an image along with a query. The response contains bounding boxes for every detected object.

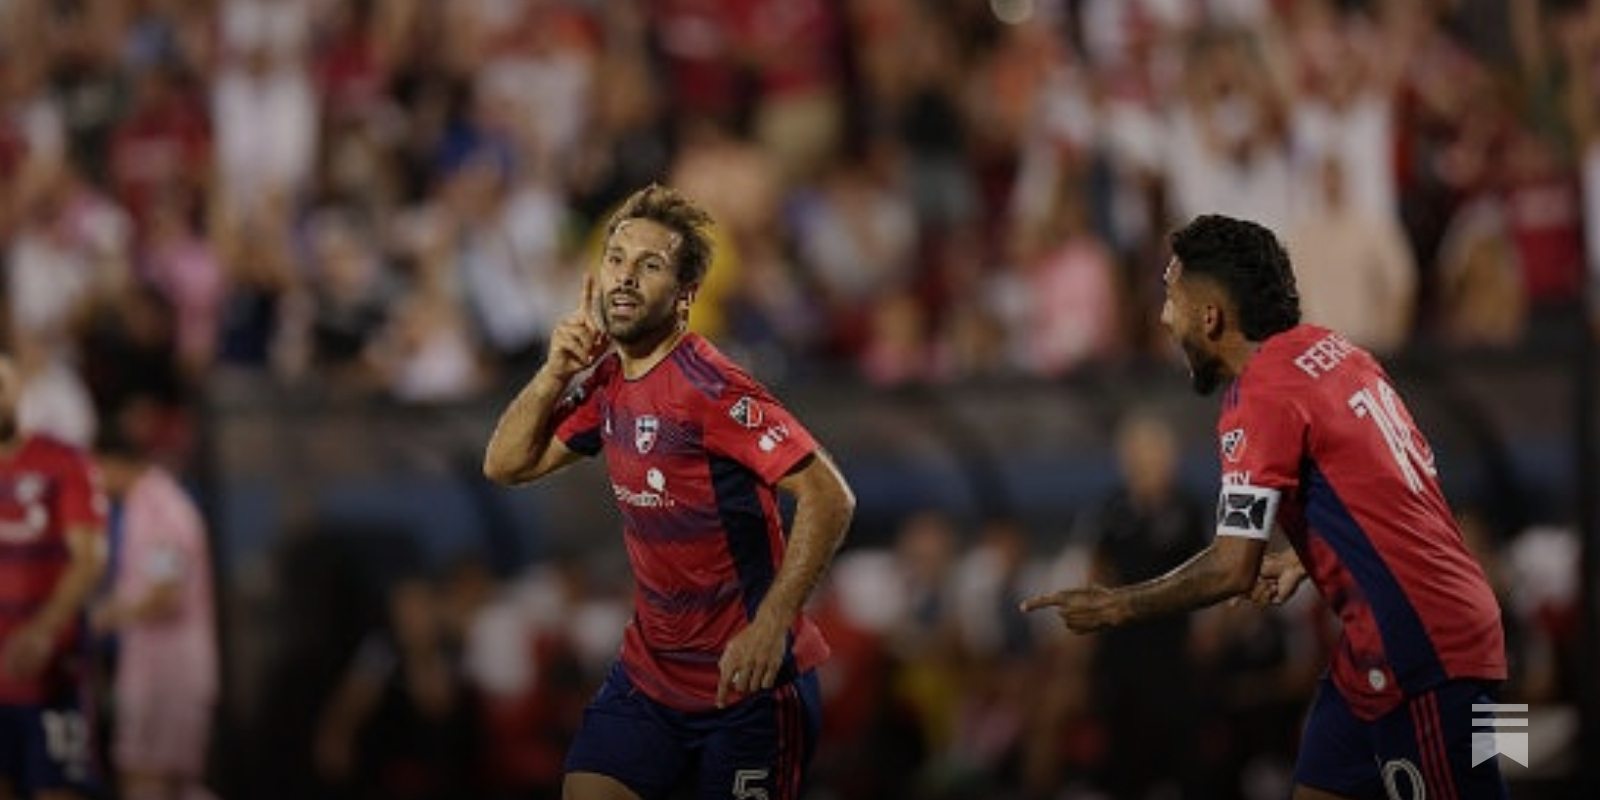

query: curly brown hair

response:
[604,184,716,287]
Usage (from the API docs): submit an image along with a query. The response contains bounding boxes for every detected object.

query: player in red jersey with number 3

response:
[484,184,856,800]
[0,355,110,800]
[1023,215,1510,800]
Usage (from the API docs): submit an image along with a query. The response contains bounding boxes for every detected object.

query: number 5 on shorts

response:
[732,768,769,800]
[42,709,91,777]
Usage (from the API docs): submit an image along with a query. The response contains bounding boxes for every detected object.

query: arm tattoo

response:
[1119,544,1246,623]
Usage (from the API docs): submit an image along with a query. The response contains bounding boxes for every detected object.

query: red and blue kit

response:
[555,334,830,711]
[0,435,108,796]
[1213,324,1506,718]
[0,435,107,706]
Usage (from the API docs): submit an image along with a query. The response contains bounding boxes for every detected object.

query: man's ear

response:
[1204,303,1226,341]
[676,284,698,324]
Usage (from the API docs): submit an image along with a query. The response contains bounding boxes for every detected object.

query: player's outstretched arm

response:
[716,449,855,707]
[1021,535,1266,633]
[483,276,608,485]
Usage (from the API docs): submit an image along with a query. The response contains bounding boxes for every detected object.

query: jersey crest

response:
[635,415,660,454]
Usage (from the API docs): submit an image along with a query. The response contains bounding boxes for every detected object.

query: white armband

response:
[1215,484,1281,541]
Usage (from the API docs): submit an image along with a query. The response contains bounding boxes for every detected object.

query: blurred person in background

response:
[791,146,919,365]
[0,354,110,800]
[298,209,396,392]
[665,114,778,344]
[935,516,1037,797]
[1162,29,1294,236]
[1556,0,1600,338]
[1075,408,1210,799]
[1506,0,1589,335]
[857,292,936,387]
[312,575,481,800]
[482,184,855,800]
[212,0,317,220]
[804,548,926,800]
[12,333,97,451]
[106,64,211,240]
[439,149,563,375]
[90,418,218,800]
[462,556,596,800]
[881,509,964,765]
[5,156,132,362]
[210,189,302,376]
[136,190,224,383]
[1427,189,1528,348]
[1281,0,1403,222]
[363,245,489,404]
[994,172,1123,377]
[1286,154,1418,355]
[78,284,190,465]
[4,153,132,450]
[1024,215,1510,800]
[728,0,848,185]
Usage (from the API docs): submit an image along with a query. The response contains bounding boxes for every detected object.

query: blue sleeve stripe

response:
[672,346,727,398]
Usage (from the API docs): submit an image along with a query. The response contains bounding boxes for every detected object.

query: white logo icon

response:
[757,423,790,453]
[1471,703,1529,767]
[646,468,665,492]
[1366,669,1387,691]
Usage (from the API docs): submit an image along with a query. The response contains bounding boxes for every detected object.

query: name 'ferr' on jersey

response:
[1293,331,1358,379]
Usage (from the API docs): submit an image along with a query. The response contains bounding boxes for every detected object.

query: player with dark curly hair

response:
[1025,214,1511,800]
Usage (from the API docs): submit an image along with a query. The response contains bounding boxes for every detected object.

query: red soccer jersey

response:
[1215,325,1506,720]
[0,435,108,704]
[555,334,829,711]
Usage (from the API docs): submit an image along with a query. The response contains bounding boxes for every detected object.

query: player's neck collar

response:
[618,328,689,380]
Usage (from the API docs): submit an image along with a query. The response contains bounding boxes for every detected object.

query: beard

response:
[603,299,679,347]
[1180,335,1227,396]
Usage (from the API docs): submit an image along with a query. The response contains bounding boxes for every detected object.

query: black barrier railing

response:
[1576,293,1600,798]
[192,344,1591,798]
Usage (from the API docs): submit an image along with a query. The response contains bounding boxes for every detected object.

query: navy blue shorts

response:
[565,662,821,800]
[0,696,98,798]
[1294,676,1509,800]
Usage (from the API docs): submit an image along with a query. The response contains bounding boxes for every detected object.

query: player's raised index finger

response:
[1019,593,1062,613]
[580,272,597,319]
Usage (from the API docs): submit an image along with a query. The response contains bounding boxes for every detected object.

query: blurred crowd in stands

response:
[0,0,1593,797]
[3,0,1597,454]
